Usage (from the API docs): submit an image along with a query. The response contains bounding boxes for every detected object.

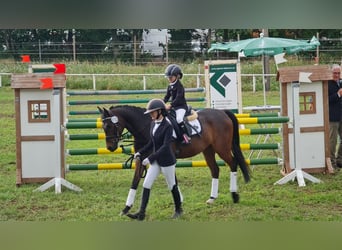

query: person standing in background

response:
[328,64,342,170]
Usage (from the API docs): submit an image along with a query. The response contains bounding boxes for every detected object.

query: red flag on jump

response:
[40,78,54,89]
[53,63,66,74]
[21,55,31,63]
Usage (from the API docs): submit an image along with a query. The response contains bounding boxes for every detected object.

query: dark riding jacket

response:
[139,118,176,167]
[328,79,342,122]
[163,80,188,110]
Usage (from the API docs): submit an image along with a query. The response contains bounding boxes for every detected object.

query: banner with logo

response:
[204,60,241,113]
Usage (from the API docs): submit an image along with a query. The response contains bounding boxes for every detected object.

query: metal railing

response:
[0,72,277,91]
[65,73,203,90]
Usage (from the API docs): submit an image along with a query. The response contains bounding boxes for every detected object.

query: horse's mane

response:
[109,105,146,113]
[108,105,151,145]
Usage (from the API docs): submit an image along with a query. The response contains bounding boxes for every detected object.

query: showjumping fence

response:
[64,87,288,171]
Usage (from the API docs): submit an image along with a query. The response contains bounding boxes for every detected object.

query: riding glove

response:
[134,152,141,159]
[142,158,150,166]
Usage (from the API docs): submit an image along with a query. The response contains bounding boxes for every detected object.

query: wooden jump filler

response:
[11,72,82,193]
[275,65,333,187]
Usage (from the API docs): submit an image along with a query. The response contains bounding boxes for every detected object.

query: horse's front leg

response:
[120,158,144,215]
[206,175,219,204]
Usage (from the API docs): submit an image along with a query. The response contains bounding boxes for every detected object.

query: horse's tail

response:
[223,110,251,183]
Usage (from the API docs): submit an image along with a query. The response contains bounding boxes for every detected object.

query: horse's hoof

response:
[206,197,216,204]
[171,208,183,219]
[232,192,239,203]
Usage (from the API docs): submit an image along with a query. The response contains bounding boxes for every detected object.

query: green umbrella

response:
[208,34,320,56]
[208,33,320,106]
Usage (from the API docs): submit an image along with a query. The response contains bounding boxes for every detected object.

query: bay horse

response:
[98,105,251,215]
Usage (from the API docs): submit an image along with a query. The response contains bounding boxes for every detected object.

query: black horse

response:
[98,105,251,215]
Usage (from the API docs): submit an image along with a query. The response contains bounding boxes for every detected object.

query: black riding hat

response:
[164,64,183,79]
[144,98,166,114]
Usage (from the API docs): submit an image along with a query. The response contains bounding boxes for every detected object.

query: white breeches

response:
[175,108,186,124]
[143,162,177,190]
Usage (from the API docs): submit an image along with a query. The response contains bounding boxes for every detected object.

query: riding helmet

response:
[144,98,166,114]
[164,64,183,79]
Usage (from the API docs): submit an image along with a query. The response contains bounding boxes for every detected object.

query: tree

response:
[168,29,196,61]
[1,29,342,63]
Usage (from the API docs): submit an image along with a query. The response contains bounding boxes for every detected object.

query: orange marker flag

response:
[21,55,31,63]
[40,78,54,89]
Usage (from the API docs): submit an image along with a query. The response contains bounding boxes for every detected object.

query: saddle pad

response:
[188,119,201,135]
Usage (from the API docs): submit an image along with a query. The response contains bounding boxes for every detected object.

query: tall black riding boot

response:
[126,188,150,221]
[171,185,183,219]
[179,122,191,144]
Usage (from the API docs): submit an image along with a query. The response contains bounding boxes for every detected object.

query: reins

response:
[102,109,149,178]
[121,147,147,178]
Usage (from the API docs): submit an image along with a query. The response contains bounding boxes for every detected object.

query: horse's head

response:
[98,106,124,152]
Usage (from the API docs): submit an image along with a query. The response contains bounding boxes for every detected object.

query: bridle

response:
[102,116,126,144]
[102,112,148,178]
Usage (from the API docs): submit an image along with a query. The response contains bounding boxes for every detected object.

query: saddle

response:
[167,106,201,142]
